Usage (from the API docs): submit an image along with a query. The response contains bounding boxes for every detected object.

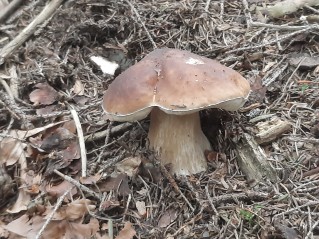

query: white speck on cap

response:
[186,57,204,65]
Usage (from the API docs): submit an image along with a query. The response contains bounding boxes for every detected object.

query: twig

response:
[305,219,319,239]
[250,21,318,31]
[0,0,65,65]
[54,169,100,199]
[98,153,126,175]
[286,136,319,144]
[205,185,219,216]
[150,155,195,212]
[273,200,319,219]
[226,28,312,54]
[84,122,132,142]
[205,0,211,12]
[0,0,23,23]
[69,106,87,177]
[125,0,157,49]
[210,190,270,206]
[35,187,73,239]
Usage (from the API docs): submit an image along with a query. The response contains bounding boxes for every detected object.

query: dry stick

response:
[54,169,100,199]
[69,106,87,178]
[271,58,305,108]
[0,0,64,65]
[205,185,219,216]
[85,122,132,142]
[250,21,318,31]
[35,187,73,239]
[305,219,319,239]
[226,28,311,54]
[205,0,211,12]
[0,0,23,23]
[153,158,195,212]
[287,136,319,144]
[125,0,157,49]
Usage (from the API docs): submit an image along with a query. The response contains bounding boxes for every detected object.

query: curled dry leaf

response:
[29,83,59,106]
[158,208,178,228]
[7,188,31,214]
[0,131,26,166]
[40,127,76,151]
[80,174,101,185]
[288,53,319,69]
[45,180,77,198]
[116,156,142,177]
[71,79,85,95]
[136,201,147,217]
[44,199,95,221]
[4,214,99,239]
[23,170,42,194]
[98,173,131,196]
[115,222,136,239]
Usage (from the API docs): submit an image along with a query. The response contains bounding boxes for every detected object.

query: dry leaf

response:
[80,174,102,184]
[98,173,131,196]
[72,79,85,95]
[288,53,319,69]
[115,222,136,239]
[116,156,142,177]
[29,83,59,106]
[7,188,31,214]
[4,214,99,239]
[36,105,59,115]
[23,170,42,194]
[45,199,95,221]
[274,221,299,239]
[3,214,43,238]
[158,208,178,228]
[136,201,147,217]
[45,180,77,198]
[40,128,76,151]
[0,131,26,166]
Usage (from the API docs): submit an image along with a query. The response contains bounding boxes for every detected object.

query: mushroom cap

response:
[103,48,250,121]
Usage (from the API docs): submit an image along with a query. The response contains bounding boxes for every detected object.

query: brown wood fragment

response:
[255,117,291,145]
[236,133,278,183]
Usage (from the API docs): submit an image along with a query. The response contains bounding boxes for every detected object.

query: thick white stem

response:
[148,107,211,175]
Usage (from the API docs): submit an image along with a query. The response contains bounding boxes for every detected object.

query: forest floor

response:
[0,0,319,238]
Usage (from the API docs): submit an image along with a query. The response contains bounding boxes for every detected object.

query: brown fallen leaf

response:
[71,79,85,95]
[98,173,131,196]
[7,188,31,214]
[36,105,59,115]
[40,128,76,151]
[274,221,299,239]
[44,199,95,221]
[45,180,77,198]
[29,83,59,106]
[116,156,142,177]
[80,174,102,185]
[288,53,319,69]
[136,201,147,217]
[158,208,178,228]
[115,222,136,239]
[4,214,99,239]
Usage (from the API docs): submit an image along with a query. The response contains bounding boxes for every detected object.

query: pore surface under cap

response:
[103,48,250,121]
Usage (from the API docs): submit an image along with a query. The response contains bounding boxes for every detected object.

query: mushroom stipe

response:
[102,48,250,176]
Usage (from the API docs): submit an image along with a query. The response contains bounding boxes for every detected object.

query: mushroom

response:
[102,48,250,175]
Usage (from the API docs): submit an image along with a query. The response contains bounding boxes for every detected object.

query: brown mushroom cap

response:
[103,48,250,121]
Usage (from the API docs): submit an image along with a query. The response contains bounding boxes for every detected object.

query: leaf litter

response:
[0,0,319,238]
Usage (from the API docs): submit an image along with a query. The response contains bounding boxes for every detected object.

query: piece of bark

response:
[255,117,291,145]
[236,133,278,183]
[261,0,319,18]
